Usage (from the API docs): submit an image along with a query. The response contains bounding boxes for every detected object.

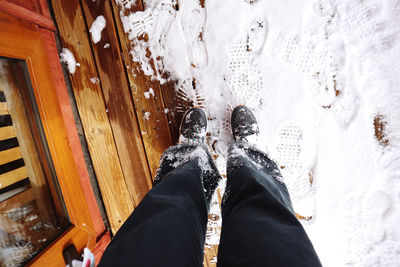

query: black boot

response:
[179,107,207,143]
[154,107,220,204]
[231,105,259,143]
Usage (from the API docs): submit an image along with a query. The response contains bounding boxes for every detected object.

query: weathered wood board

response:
[51,0,134,234]
[111,0,173,177]
[80,0,152,206]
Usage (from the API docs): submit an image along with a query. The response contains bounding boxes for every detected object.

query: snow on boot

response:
[231,105,259,144]
[179,107,208,143]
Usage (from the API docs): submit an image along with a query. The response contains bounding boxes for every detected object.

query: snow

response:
[90,15,106,44]
[90,77,100,84]
[144,111,151,120]
[144,87,154,98]
[59,48,77,74]
[117,0,400,265]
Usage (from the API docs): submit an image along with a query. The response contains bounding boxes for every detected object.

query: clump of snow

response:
[116,1,177,83]
[144,111,151,120]
[59,48,77,74]
[144,87,154,98]
[104,43,110,48]
[115,0,136,11]
[90,77,100,84]
[118,0,400,265]
[90,15,106,44]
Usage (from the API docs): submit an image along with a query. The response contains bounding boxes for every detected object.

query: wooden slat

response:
[0,147,23,165]
[37,27,106,237]
[0,0,55,30]
[204,245,218,267]
[0,166,27,189]
[0,125,16,140]
[93,231,111,263]
[159,80,182,144]
[80,0,152,206]
[51,0,134,233]
[111,0,173,177]
[0,102,8,115]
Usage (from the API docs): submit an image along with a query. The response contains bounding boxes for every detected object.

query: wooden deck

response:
[51,0,219,264]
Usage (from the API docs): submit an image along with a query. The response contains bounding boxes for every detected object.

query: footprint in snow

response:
[180,0,208,69]
[227,16,268,111]
[274,121,317,221]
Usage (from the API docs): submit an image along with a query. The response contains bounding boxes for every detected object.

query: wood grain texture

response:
[51,0,133,233]
[0,102,8,115]
[0,10,97,266]
[0,0,55,30]
[2,0,104,237]
[81,0,152,206]
[28,226,94,267]
[93,231,111,264]
[111,0,173,177]
[0,126,16,140]
[0,166,27,188]
[0,147,22,165]
[37,27,105,237]
[159,79,182,144]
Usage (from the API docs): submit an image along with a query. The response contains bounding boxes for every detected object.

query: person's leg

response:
[99,143,221,267]
[217,143,321,267]
[217,105,321,267]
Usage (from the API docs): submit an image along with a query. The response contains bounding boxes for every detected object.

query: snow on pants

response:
[99,143,322,267]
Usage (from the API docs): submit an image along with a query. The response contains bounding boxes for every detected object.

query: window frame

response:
[0,11,96,266]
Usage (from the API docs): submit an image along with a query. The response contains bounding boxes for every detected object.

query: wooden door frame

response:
[0,11,96,265]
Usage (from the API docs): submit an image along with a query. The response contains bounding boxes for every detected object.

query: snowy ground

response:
[116,0,400,265]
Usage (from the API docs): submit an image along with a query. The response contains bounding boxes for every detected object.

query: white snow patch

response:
[117,0,400,265]
[103,43,110,48]
[90,15,106,44]
[59,48,76,74]
[90,77,100,84]
[144,87,154,99]
[144,112,151,120]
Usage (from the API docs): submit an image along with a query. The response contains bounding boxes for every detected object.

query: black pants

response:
[99,143,322,267]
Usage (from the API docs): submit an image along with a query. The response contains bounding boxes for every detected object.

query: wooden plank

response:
[38,0,51,18]
[0,147,23,165]
[51,0,134,233]
[37,27,105,237]
[0,102,8,115]
[93,231,111,263]
[111,0,173,177]
[159,80,183,144]
[80,0,152,205]
[0,125,16,140]
[0,1,55,30]
[0,166,28,189]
